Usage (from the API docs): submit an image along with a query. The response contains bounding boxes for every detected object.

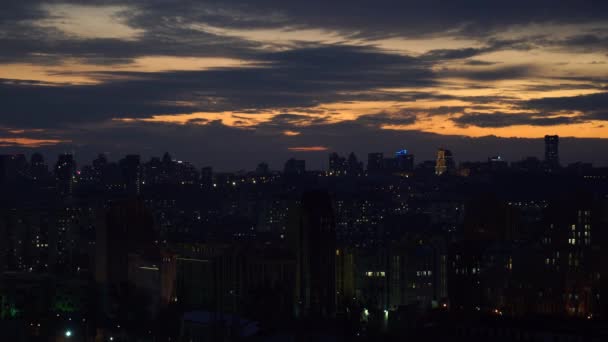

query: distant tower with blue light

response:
[395,149,414,172]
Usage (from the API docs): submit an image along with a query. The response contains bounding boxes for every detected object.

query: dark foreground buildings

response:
[1,138,608,340]
[289,191,336,319]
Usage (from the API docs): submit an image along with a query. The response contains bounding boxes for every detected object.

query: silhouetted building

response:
[511,156,543,173]
[29,153,48,181]
[367,153,383,174]
[200,166,213,188]
[54,154,76,195]
[284,158,306,175]
[488,156,508,171]
[545,135,560,169]
[95,199,158,286]
[383,157,398,173]
[395,149,414,172]
[329,153,347,176]
[346,152,364,175]
[335,247,355,312]
[255,162,270,175]
[0,155,18,184]
[120,154,141,195]
[289,191,336,318]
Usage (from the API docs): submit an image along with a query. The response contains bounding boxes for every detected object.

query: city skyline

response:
[1,134,598,172]
[1,1,608,169]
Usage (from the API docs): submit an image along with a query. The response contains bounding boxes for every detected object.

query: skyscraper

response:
[367,153,384,174]
[395,149,414,172]
[54,154,76,195]
[289,191,336,318]
[284,158,306,175]
[29,153,48,181]
[544,135,559,169]
[435,148,454,176]
[328,153,347,176]
[346,152,364,175]
[120,154,141,195]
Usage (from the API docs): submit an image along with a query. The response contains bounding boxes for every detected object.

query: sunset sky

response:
[1,0,608,169]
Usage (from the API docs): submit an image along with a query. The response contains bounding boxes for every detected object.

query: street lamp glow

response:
[65,330,72,338]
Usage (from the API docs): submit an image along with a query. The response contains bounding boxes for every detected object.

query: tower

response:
[289,191,336,318]
[435,148,454,176]
[54,154,76,195]
[367,153,384,174]
[544,135,559,169]
[395,149,414,172]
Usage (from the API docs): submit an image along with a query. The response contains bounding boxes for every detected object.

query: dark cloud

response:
[0,45,434,128]
[453,112,586,128]
[0,22,262,65]
[2,1,606,65]
[464,60,500,66]
[440,65,537,81]
[422,39,534,61]
[522,83,605,92]
[263,113,331,127]
[552,34,608,52]
[121,0,608,39]
[354,112,417,127]
[526,92,608,113]
[524,92,608,121]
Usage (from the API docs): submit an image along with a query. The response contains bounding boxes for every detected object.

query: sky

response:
[1,0,608,170]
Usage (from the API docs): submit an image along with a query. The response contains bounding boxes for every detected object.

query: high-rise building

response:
[255,162,270,175]
[0,155,18,184]
[289,191,336,318]
[200,166,213,188]
[29,153,49,181]
[328,153,347,176]
[96,199,156,286]
[395,149,415,172]
[544,135,560,169]
[54,154,76,195]
[367,153,384,174]
[346,152,364,175]
[435,148,454,176]
[284,158,306,175]
[120,154,141,195]
[92,153,108,183]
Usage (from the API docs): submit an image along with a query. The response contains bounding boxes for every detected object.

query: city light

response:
[65,330,72,338]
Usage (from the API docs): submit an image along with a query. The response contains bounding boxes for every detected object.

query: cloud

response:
[287,146,328,152]
[464,60,500,66]
[452,112,586,128]
[524,92,608,121]
[354,111,417,127]
[526,92,608,112]
[122,0,608,39]
[0,44,434,128]
[440,65,537,81]
[3,1,606,66]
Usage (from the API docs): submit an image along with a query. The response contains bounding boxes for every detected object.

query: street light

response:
[65,330,72,338]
